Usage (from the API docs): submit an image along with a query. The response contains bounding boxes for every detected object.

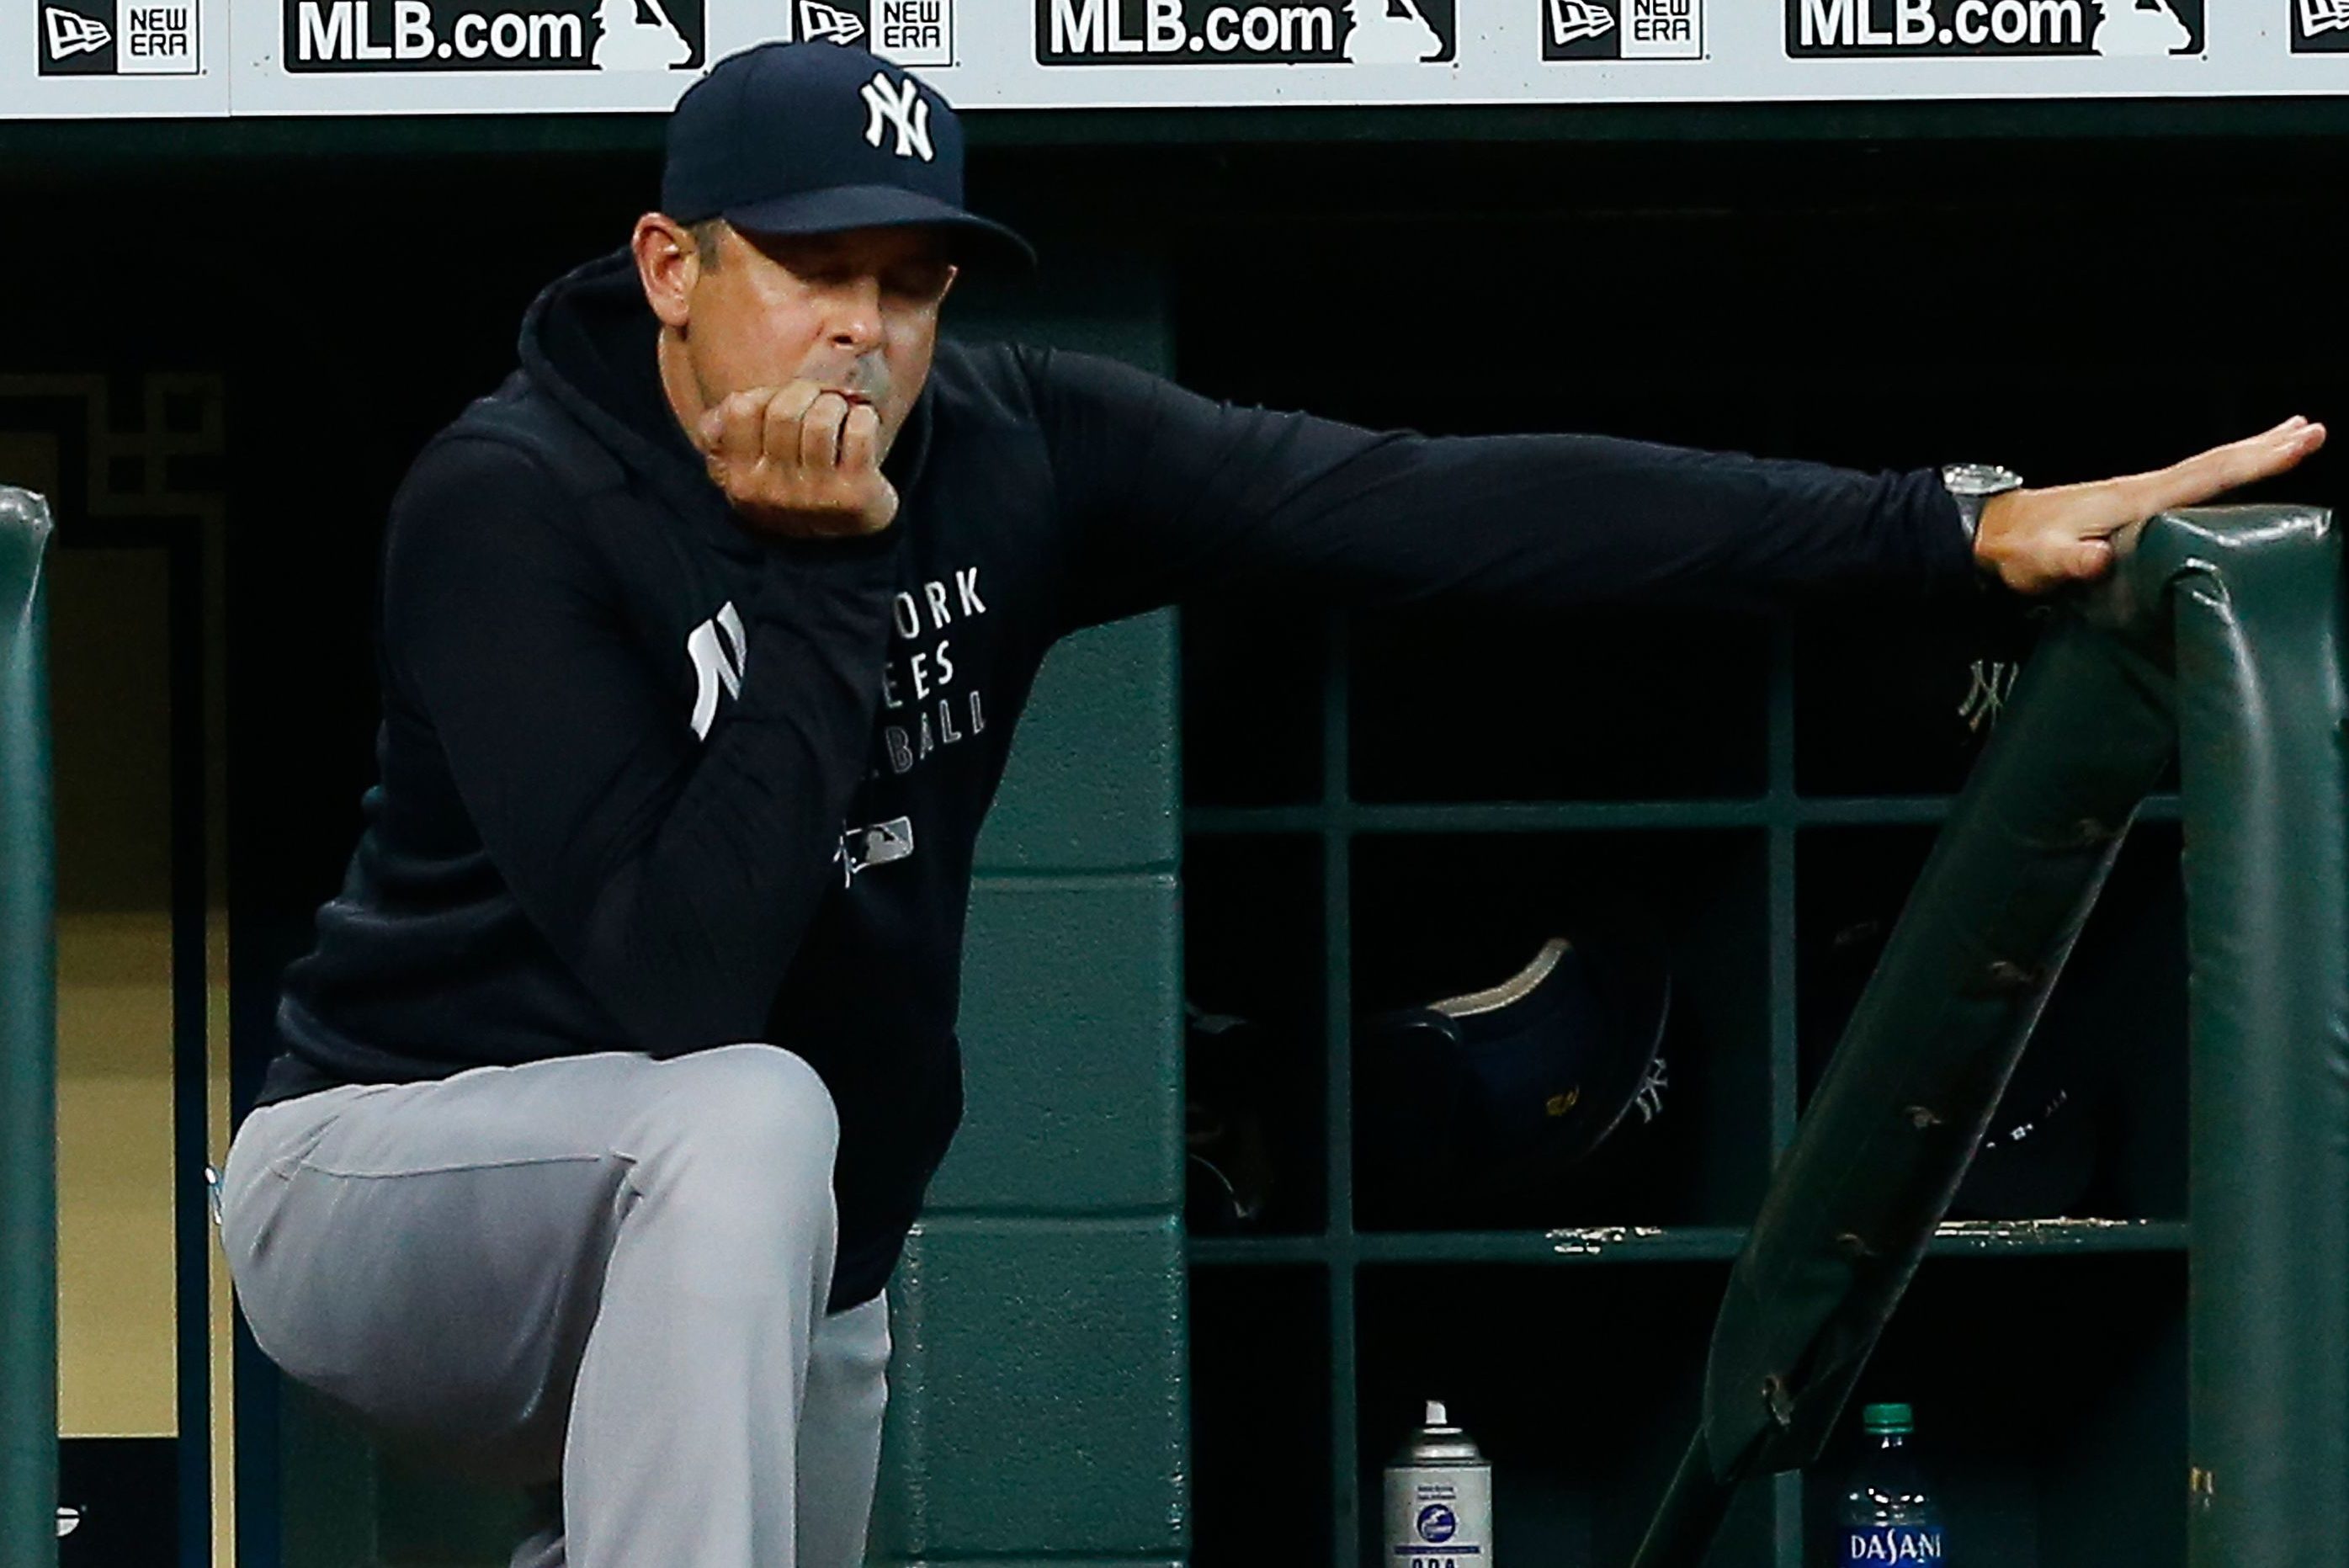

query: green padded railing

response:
[1,486,58,1568]
[1632,505,2349,1568]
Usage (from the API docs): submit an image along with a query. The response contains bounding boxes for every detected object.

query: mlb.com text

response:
[295,0,586,61]
[1046,0,1337,56]
[1797,0,2086,48]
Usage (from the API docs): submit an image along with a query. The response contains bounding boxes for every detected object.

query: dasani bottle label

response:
[1841,1524,1944,1563]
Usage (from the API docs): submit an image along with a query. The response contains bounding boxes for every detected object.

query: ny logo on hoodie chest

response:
[683,601,747,741]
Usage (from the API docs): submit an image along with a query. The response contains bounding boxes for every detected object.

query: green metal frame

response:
[1625,506,2348,1568]
[1,485,59,1568]
[1185,628,2195,1568]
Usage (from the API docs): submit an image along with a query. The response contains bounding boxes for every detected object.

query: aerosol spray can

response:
[1384,1400,1492,1568]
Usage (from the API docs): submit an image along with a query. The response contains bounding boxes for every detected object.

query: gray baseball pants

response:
[218,1042,891,1568]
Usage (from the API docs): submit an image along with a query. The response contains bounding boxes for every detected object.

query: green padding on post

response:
[1693,601,2176,1490]
[0,486,58,1568]
[2151,508,2349,1568]
[1632,505,2349,1568]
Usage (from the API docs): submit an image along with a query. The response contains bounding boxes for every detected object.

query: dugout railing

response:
[1630,503,2349,1568]
[2,485,59,1568]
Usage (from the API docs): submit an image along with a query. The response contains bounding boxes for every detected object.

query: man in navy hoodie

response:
[215,36,2324,1568]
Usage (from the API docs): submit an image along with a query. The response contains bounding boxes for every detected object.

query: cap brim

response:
[721,184,1036,268]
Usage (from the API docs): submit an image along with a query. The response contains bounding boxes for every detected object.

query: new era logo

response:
[788,0,950,65]
[2289,0,2348,47]
[45,5,109,53]
[800,0,862,41]
[1548,0,1613,43]
[1545,0,1698,59]
[874,0,947,62]
[40,0,198,72]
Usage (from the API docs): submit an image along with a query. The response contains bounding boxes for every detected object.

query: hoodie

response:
[261,247,1973,1312]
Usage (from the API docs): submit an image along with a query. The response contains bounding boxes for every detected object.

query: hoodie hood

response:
[516,246,933,563]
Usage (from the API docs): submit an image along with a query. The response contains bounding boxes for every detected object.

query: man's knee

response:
[631,1043,841,1193]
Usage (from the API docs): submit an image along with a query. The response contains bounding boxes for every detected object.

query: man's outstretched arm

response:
[1026,346,2323,630]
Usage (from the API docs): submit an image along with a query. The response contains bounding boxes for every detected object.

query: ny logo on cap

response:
[859,71,934,162]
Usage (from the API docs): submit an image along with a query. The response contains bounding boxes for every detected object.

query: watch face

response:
[1943,462,2024,497]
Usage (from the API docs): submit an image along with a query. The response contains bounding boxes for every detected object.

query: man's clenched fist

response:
[692,380,901,542]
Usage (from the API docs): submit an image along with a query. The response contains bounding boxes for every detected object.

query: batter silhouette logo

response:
[40,0,199,74]
[284,0,702,71]
[1037,0,1456,65]
[1544,0,1703,58]
[833,816,916,885]
[1788,0,2201,56]
[2293,0,2349,50]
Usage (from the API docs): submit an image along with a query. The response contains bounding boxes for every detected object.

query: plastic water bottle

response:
[1839,1403,1944,1563]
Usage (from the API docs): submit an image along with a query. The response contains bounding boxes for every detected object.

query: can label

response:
[1841,1524,1944,1563]
[1384,1464,1491,1567]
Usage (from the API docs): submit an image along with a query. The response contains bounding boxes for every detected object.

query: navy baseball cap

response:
[661,40,1034,268]
[1356,935,1673,1225]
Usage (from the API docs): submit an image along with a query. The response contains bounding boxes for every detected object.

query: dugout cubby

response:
[1190,1265,1335,1565]
[1800,1253,2187,1568]
[1347,607,1770,803]
[1794,821,2190,1225]
[1182,832,1329,1236]
[1186,582,2202,1565]
[1180,592,1326,808]
[1345,828,1768,1233]
[1353,1262,1774,1568]
[1791,597,2048,797]
[1167,130,2321,1565]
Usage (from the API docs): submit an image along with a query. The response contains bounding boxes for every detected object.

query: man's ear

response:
[632,213,701,329]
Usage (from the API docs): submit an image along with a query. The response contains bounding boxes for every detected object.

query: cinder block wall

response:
[870,250,1188,1568]
[871,605,1185,1566]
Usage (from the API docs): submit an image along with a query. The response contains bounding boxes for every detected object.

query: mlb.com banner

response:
[10,0,2349,116]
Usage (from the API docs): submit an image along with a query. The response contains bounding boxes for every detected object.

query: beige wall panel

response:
[50,546,179,1439]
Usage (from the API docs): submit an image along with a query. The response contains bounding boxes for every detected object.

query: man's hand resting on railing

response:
[1975,416,2329,595]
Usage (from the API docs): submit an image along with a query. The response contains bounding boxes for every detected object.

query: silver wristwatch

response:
[1940,462,2025,550]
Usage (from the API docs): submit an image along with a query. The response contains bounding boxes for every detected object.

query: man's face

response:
[651,221,956,460]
